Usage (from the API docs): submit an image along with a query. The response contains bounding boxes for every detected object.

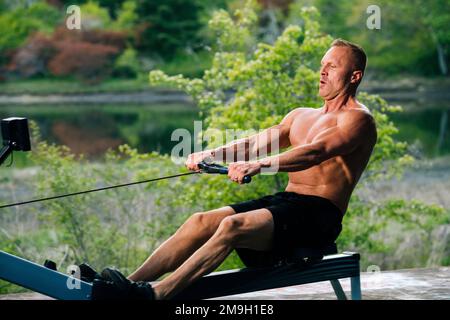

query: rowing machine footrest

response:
[44,259,57,271]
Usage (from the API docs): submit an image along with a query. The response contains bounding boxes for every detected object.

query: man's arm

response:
[258,111,376,172]
[210,125,284,163]
[210,108,301,163]
[185,108,300,172]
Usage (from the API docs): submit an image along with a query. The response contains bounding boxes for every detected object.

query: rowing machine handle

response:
[198,161,252,184]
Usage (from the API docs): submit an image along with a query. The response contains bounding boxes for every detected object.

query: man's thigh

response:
[228,208,274,251]
[195,206,237,235]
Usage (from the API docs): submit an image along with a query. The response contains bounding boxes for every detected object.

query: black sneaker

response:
[91,268,155,300]
[78,263,103,283]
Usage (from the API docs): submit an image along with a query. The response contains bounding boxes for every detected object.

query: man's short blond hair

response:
[331,39,367,73]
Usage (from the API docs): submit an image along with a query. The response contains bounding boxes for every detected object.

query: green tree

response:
[79,1,112,29]
[415,0,450,75]
[311,0,352,39]
[134,0,229,59]
[0,2,60,74]
[58,0,127,19]
[0,2,60,57]
[313,0,449,76]
[134,0,204,58]
[112,0,138,31]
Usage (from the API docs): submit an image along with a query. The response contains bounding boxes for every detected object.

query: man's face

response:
[319,46,359,100]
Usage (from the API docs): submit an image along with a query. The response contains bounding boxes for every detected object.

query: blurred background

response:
[0,0,449,296]
[0,0,449,158]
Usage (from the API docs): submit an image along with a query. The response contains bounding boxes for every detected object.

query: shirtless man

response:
[91,39,377,300]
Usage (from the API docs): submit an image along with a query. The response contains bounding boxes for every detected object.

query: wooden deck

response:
[1,267,449,300]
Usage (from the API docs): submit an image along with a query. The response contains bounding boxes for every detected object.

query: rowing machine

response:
[0,117,361,300]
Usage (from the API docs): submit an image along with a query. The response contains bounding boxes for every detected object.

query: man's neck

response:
[323,92,356,113]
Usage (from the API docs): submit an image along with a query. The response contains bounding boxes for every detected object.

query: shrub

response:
[8,26,128,83]
[6,33,56,78]
[113,47,140,78]
[81,29,128,50]
[78,1,112,30]
[0,1,60,71]
[48,41,119,83]
[112,0,138,31]
[0,2,60,52]
[49,28,127,83]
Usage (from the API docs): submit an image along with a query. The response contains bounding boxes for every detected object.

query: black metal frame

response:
[174,252,362,300]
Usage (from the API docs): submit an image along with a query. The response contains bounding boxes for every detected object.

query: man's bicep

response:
[326,127,361,156]
[277,108,302,148]
[254,123,289,153]
[313,114,373,158]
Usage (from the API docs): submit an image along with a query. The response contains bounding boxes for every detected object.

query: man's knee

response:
[215,216,244,245]
[181,211,219,237]
[182,212,206,231]
[214,210,274,250]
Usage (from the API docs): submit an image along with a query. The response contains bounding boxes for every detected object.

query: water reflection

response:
[0,100,449,160]
[387,101,450,157]
[0,104,199,157]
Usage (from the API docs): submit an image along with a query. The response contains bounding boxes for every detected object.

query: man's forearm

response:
[210,126,282,163]
[210,137,254,163]
[258,143,325,172]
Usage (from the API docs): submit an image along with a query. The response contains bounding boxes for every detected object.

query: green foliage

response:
[356,93,414,182]
[114,47,140,78]
[135,0,213,59]
[312,0,449,76]
[0,2,60,56]
[310,0,349,38]
[58,0,127,19]
[418,0,450,46]
[208,0,259,52]
[155,50,214,78]
[339,196,450,268]
[112,0,138,31]
[79,1,112,29]
[77,0,139,32]
[415,0,450,75]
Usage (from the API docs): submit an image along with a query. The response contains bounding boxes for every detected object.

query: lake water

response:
[0,99,449,163]
[0,103,198,162]
[387,101,450,157]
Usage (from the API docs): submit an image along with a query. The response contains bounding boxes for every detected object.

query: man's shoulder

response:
[280,106,319,128]
[339,103,374,124]
[287,106,320,117]
[338,105,377,141]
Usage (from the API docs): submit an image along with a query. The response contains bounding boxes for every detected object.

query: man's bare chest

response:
[288,110,338,146]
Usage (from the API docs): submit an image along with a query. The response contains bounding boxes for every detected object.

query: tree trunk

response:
[436,109,448,155]
[427,22,448,76]
[436,42,448,76]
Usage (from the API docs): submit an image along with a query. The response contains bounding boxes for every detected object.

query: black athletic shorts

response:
[228,191,344,268]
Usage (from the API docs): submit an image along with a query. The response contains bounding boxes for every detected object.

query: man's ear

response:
[350,70,363,84]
